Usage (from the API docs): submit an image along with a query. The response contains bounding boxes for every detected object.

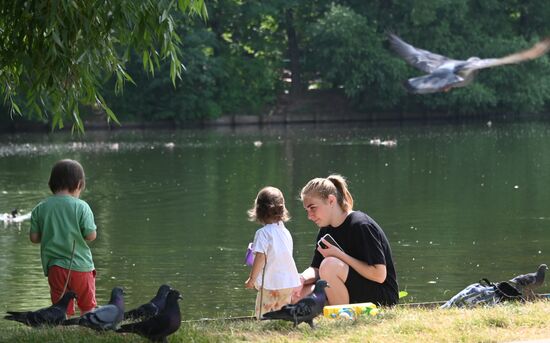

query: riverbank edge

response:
[2,89,548,132]
[1,110,546,134]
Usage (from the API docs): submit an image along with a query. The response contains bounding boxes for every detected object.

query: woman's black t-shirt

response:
[311,211,398,305]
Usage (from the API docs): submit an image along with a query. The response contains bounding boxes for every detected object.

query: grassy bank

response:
[2,301,550,342]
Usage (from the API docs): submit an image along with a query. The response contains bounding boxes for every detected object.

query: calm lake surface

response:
[0,120,549,319]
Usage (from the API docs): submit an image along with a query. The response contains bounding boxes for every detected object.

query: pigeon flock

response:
[4,285,183,342]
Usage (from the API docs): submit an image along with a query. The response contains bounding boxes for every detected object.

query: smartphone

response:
[317,233,343,251]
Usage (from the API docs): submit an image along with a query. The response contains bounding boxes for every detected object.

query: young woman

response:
[296,174,398,306]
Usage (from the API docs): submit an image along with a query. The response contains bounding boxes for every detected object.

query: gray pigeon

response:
[117,289,182,343]
[4,291,76,327]
[261,279,329,328]
[509,264,547,300]
[125,284,171,321]
[63,286,124,331]
[388,33,550,94]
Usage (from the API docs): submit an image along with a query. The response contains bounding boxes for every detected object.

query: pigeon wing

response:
[261,305,293,320]
[511,273,536,287]
[88,305,121,329]
[293,298,315,317]
[121,314,169,336]
[406,71,464,94]
[510,264,547,288]
[460,37,550,71]
[125,303,158,320]
[33,307,65,325]
[388,33,456,73]
[6,306,65,327]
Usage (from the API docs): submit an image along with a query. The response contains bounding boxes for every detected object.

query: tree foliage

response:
[105,1,285,122]
[0,0,206,131]
[2,0,550,128]
[307,4,406,109]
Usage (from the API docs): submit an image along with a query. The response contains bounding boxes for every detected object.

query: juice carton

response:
[323,302,378,319]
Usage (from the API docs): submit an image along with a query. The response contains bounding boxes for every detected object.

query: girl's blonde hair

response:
[300,174,354,211]
[248,186,290,224]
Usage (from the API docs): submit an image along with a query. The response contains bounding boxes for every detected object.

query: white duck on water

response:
[388,33,550,94]
[1,209,31,223]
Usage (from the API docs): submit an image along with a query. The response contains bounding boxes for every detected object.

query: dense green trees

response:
[2,1,550,128]
[0,0,206,130]
[108,0,550,123]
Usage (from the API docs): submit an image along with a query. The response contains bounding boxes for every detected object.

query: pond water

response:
[0,120,549,320]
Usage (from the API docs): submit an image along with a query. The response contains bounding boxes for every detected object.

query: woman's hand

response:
[317,238,343,258]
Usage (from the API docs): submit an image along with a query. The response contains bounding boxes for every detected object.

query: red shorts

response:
[48,265,97,316]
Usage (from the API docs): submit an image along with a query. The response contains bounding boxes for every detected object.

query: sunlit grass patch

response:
[0,325,137,342]
[1,301,550,342]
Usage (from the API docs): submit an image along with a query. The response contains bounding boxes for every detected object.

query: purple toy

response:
[245,243,254,266]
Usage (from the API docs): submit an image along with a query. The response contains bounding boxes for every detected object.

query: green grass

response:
[2,301,550,342]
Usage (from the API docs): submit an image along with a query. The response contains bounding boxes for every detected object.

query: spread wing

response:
[461,37,550,71]
[406,71,465,94]
[388,33,457,73]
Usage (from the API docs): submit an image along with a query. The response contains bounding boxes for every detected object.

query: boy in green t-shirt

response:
[30,159,98,316]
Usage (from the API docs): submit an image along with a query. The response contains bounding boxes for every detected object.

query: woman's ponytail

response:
[301,174,354,212]
[327,174,353,211]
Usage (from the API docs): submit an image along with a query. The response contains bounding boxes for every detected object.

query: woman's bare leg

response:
[319,257,349,305]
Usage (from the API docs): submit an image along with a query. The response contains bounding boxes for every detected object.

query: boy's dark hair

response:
[48,159,86,193]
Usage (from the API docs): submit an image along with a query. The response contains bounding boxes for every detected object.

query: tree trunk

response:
[285,8,304,95]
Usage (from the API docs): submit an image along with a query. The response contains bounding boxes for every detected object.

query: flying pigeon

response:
[63,287,124,331]
[388,33,550,94]
[116,289,182,343]
[261,279,329,328]
[125,284,171,321]
[4,291,76,327]
[509,264,547,300]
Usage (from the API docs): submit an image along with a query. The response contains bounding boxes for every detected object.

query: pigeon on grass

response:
[510,264,547,300]
[63,286,124,331]
[4,291,76,327]
[261,279,329,328]
[125,284,171,321]
[117,289,182,343]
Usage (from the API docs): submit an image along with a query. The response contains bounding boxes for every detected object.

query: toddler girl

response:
[244,186,301,319]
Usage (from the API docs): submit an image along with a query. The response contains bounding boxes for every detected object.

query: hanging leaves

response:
[0,0,207,131]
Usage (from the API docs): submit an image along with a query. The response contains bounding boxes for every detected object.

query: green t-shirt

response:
[30,195,97,276]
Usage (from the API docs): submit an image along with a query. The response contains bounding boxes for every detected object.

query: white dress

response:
[252,222,301,290]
